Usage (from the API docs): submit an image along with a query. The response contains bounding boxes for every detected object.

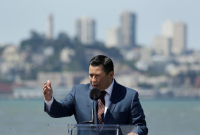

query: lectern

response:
[48,124,138,135]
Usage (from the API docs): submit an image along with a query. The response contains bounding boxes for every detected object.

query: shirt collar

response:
[104,79,114,96]
[89,79,114,95]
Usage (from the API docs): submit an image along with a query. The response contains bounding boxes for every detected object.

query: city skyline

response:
[0,0,200,50]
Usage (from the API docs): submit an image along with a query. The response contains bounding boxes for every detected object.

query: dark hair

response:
[89,55,114,75]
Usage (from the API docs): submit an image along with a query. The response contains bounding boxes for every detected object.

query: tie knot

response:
[100,91,107,98]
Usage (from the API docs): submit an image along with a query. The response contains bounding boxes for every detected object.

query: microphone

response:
[90,88,101,100]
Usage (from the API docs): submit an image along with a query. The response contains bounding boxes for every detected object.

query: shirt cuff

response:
[44,97,54,111]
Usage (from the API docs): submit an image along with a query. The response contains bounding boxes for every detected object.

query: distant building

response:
[60,48,75,63]
[37,72,87,87]
[0,83,13,94]
[1,45,20,74]
[195,77,200,88]
[153,20,187,56]
[106,27,121,48]
[153,36,172,57]
[76,16,96,45]
[139,47,152,62]
[46,14,53,39]
[31,54,45,65]
[2,45,20,63]
[135,61,149,71]
[149,56,169,74]
[171,22,187,55]
[43,47,54,57]
[120,12,136,48]
[120,48,140,61]
[162,20,174,38]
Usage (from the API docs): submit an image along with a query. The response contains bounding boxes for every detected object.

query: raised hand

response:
[127,132,138,135]
[43,80,53,101]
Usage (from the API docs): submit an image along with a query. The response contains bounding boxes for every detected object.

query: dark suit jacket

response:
[44,80,148,135]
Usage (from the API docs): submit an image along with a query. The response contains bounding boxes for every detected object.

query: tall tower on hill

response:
[46,14,53,39]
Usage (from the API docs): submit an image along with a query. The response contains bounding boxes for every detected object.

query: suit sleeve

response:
[129,92,148,135]
[44,86,76,118]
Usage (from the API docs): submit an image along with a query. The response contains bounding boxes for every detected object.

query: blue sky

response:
[0,0,200,50]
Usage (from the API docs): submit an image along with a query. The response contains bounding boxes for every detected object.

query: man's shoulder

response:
[115,82,139,101]
[116,81,138,94]
[73,83,90,90]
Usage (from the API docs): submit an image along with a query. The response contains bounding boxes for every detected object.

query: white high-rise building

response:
[120,12,136,48]
[46,14,53,39]
[76,16,96,45]
[162,20,174,38]
[157,20,187,56]
[152,36,172,57]
[171,21,187,55]
[106,27,121,48]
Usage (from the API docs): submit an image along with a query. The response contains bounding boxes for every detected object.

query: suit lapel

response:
[104,80,121,124]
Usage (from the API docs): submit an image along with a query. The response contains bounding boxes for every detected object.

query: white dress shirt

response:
[44,96,54,111]
[45,79,115,115]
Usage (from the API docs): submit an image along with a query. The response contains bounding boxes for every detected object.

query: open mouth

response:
[92,84,99,88]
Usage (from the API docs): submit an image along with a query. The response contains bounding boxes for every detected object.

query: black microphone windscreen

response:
[90,88,101,100]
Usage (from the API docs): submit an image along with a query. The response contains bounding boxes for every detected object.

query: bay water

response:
[0,99,200,135]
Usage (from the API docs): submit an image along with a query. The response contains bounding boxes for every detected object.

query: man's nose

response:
[91,76,97,82]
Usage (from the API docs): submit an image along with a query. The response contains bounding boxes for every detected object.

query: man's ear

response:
[109,71,114,78]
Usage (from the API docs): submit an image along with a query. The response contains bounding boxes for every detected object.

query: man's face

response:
[89,65,114,91]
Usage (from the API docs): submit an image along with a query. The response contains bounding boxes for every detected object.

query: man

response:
[43,55,148,135]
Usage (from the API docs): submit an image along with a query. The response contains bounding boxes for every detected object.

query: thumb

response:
[47,80,51,88]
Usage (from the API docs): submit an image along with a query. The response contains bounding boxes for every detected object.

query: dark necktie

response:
[97,91,107,124]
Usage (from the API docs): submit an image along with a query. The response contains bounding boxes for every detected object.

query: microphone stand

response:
[79,94,97,124]
[71,96,97,135]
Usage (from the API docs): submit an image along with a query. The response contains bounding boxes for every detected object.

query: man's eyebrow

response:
[89,73,100,75]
